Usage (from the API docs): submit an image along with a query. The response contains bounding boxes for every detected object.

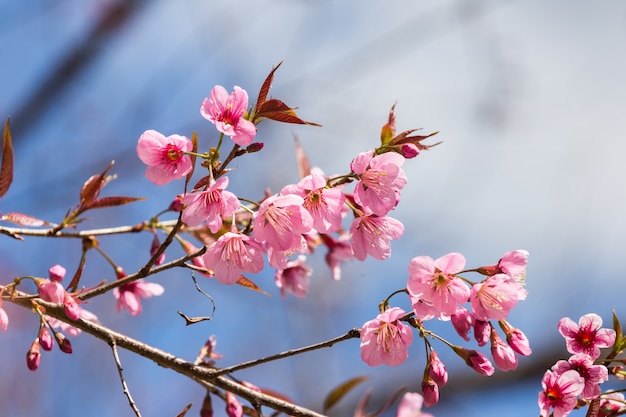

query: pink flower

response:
[200,85,256,146]
[452,346,495,376]
[351,150,407,216]
[63,293,81,321]
[421,378,439,408]
[490,326,518,371]
[39,327,53,351]
[38,280,65,304]
[0,306,8,333]
[274,255,312,298]
[499,320,532,356]
[539,369,585,417]
[497,249,529,279]
[203,232,265,285]
[407,253,469,319]
[253,194,313,253]
[598,392,626,417]
[181,177,240,233]
[281,172,345,234]
[395,392,434,417]
[113,279,164,316]
[473,319,490,347]
[552,353,609,399]
[360,307,413,366]
[136,130,193,185]
[321,233,354,280]
[470,273,527,321]
[26,339,41,371]
[225,392,243,417]
[47,308,99,337]
[558,313,616,360]
[427,350,448,387]
[48,264,66,282]
[350,213,404,261]
[150,233,166,266]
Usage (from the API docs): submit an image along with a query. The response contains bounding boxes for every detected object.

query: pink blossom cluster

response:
[359,250,532,407]
[539,313,617,417]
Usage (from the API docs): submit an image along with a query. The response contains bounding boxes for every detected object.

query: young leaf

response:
[255,61,284,116]
[236,275,270,296]
[83,196,145,210]
[80,161,115,206]
[0,212,54,227]
[323,375,369,413]
[255,99,321,126]
[0,118,14,198]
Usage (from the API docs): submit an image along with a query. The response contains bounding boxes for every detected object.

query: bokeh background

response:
[1,1,626,416]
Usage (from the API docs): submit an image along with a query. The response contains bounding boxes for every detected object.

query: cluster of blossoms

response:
[359,249,532,407]
[539,313,620,417]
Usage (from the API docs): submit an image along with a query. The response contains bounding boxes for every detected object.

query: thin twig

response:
[0,221,169,238]
[138,215,184,277]
[110,339,143,417]
[213,328,361,376]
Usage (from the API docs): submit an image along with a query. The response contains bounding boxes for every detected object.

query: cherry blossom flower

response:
[427,350,448,387]
[470,273,527,321]
[47,308,100,337]
[281,172,345,234]
[539,369,585,417]
[558,313,616,360]
[203,232,265,285]
[598,392,626,417]
[274,255,312,298]
[200,85,256,146]
[113,279,164,316]
[136,130,193,185]
[181,176,240,233]
[225,392,243,417]
[552,353,609,399]
[451,307,474,341]
[497,249,529,279]
[350,213,404,261]
[253,194,313,254]
[0,306,8,333]
[351,150,407,216]
[499,320,532,356]
[150,233,166,266]
[407,253,469,319]
[490,326,518,371]
[48,264,66,282]
[63,293,81,321]
[395,392,434,417]
[473,319,490,347]
[360,307,413,367]
[421,377,439,408]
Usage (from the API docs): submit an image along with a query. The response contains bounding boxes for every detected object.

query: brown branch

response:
[0,220,176,238]
[110,339,143,417]
[5,291,328,417]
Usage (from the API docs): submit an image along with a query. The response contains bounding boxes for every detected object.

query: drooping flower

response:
[350,213,404,261]
[470,273,527,321]
[360,307,413,367]
[490,326,518,371]
[499,319,532,356]
[202,232,265,285]
[200,85,256,146]
[407,253,469,319]
[558,313,616,360]
[113,279,164,316]
[395,392,434,417]
[421,377,439,408]
[136,130,193,185]
[181,176,240,233]
[538,369,585,417]
[26,339,41,371]
[253,194,313,253]
[281,172,345,234]
[451,307,474,341]
[427,349,448,387]
[473,319,490,347]
[274,255,312,298]
[351,150,407,216]
[452,346,495,376]
[552,353,609,399]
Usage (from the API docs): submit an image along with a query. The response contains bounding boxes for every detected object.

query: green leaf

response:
[0,118,14,198]
[323,376,369,413]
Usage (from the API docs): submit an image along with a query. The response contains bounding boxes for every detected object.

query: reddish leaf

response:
[293,134,311,180]
[236,275,270,296]
[0,212,54,227]
[80,161,115,205]
[255,99,321,126]
[255,61,284,116]
[0,118,14,198]
[83,196,145,210]
[323,376,369,413]
[380,103,397,146]
[175,403,193,417]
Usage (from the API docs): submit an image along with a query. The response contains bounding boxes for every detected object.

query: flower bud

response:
[421,377,439,407]
[473,319,490,347]
[63,294,81,321]
[225,392,242,417]
[498,320,532,356]
[26,339,41,371]
[39,327,54,351]
[400,143,419,159]
[0,306,8,333]
[200,391,213,417]
[245,142,264,153]
[48,264,67,282]
[55,333,73,354]
[169,196,184,212]
[451,308,474,341]
[428,350,448,387]
[452,346,495,376]
[490,327,518,371]
[150,234,165,266]
[38,281,65,304]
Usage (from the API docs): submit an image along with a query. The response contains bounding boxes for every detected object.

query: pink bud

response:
[26,339,41,371]
[225,392,242,417]
[453,346,495,376]
[48,264,66,282]
[115,267,127,280]
[421,377,439,407]
[490,327,518,371]
[56,333,73,354]
[473,319,490,347]
[499,320,532,356]
[63,294,81,321]
[169,197,184,212]
[400,143,419,158]
[428,350,448,387]
[150,234,165,266]
[246,142,264,153]
[38,281,65,304]
[39,327,54,351]
[451,308,474,341]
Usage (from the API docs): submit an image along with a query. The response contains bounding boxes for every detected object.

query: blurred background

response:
[1,1,626,416]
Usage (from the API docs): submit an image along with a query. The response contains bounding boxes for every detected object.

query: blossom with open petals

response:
[253,194,313,253]
[552,353,608,400]
[181,176,240,233]
[351,150,407,216]
[201,85,256,146]
[395,392,434,417]
[558,313,616,360]
[470,273,527,321]
[350,213,403,261]
[407,253,469,319]
[539,369,584,417]
[203,232,265,285]
[360,307,413,366]
[113,279,164,316]
[137,130,193,185]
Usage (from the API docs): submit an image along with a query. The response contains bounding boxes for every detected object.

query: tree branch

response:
[110,339,143,417]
